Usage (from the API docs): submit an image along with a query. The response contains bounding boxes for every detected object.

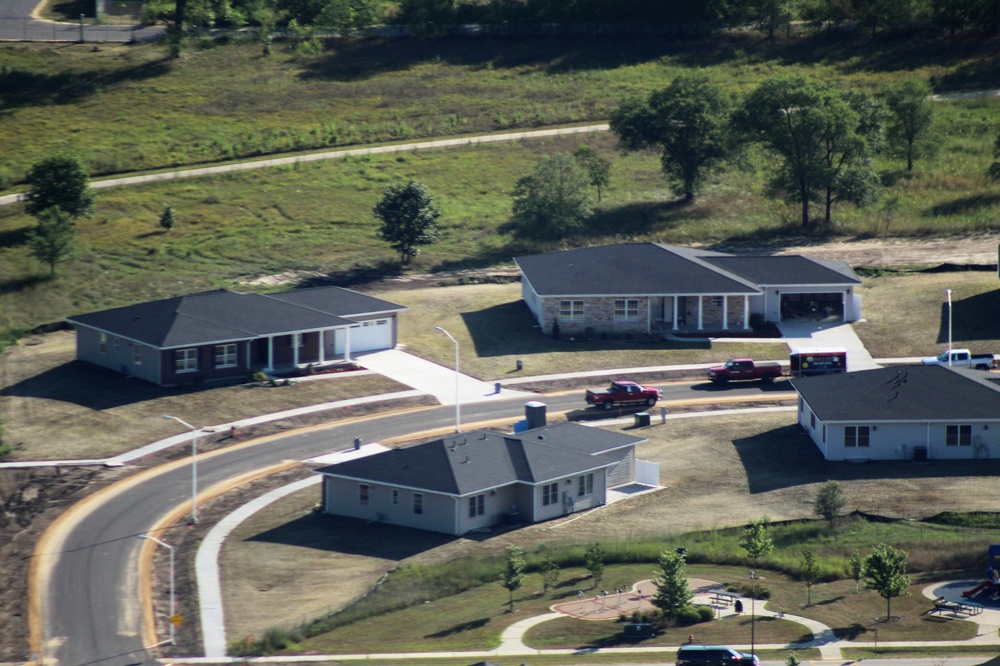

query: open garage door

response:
[780,292,845,322]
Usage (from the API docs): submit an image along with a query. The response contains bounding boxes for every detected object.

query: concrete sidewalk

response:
[357,349,530,404]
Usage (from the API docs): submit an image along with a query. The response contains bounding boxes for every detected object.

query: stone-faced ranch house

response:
[314,422,648,536]
[514,243,862,337]
[792,365,1000,462]
[66,286,405,387]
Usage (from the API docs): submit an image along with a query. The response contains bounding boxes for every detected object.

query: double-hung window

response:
[578,473,594,496]
[844,426,870,447]
[99,333,107,354]
[469,494,485,517]
[175,348,197,373]
[946,424,972,446]
[413,493,424,514]
[359,484,370,506]
[214,344,237,368]
[614,299,639,320]
[542,482,559,506]
[560,300,584,321]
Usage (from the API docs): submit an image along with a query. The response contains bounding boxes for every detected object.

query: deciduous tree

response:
[799,547,821,606]
[573,146,611,202]
[886,78,934,172]
[584,542,606,589]
[510,153,591,240]
[160,205,176,231]
[500,545,527,612]
[864,543,910,620]
[26,206,76,277]
[610,75,733,203]
[374,180,441,265]
[814,480,847,527]
[986,133,1000,181]
[25,155,96,220]
[849,548,865,592]
[740,517,774,568]
[651,549,692,620]
[539,555,560,593]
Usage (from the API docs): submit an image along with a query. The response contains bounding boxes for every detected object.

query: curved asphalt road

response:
[38,381,792,666]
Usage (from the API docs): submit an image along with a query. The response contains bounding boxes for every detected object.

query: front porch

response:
[251,328,356,373]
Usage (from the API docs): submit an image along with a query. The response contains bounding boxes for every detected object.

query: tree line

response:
[150,0,1000,37]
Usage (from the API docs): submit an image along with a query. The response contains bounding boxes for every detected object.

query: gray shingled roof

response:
[702,256,861,286]
[514,243,760,297]
[66,286,404,349]
[315,422,646,496]
[514,243,861,296]
[791,365,1000,422]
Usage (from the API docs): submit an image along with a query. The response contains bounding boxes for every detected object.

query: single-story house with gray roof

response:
[314,422,649,535]
[514,243,862,337]
[792,365,1000,462]
[66,286,405,386]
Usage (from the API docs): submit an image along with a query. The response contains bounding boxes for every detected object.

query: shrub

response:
[551,319,560,340]
[697,605,715,622]
[676,605,702,625]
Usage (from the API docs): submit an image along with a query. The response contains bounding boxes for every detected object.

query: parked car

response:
[789,347,847,377]
[585,380,660,410]
[706,358,783,384]
[921,349,996,371]
[676,645,760,666]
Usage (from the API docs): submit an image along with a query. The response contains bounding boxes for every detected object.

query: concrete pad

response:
[356,349,529,405]
[778,320,880,371]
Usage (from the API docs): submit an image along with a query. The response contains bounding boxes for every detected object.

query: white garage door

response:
[348,319,393,353]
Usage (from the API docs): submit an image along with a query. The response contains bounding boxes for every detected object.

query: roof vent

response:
[462,456,470,464]
[459,438,468,446]
[537,435,545,440]
[479,433,487,440]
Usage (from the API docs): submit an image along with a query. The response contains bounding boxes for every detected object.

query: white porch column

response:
[266,337,274,371]
[721,296,728,330]
[697,296,703,331]
[646,297,651,334]
[743,296,750,330]
[319,331,326,364]
[292,334,300,367]
[344,327,352,362]
[245,341,251,370]
[672,297,679,331]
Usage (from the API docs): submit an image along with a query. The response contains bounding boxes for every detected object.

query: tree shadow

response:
[926,194,1000,218]
[0,274,51,294]
[582,199,702,237]
[0,225,33,250]
[423,617,491,638]
[296,259,404,289]
[0,58,172,111]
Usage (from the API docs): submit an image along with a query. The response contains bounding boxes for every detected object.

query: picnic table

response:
[710,591,740,606]
[933,596,983,616]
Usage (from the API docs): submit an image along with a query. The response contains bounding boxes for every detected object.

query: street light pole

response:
[138,534,175,645]
[946,289,953,366]
[163,415,199,524]
[434,327,460,432]
[749,569,757,659]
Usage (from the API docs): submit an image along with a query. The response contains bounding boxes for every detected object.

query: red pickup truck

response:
[706,359,783,384]
[585,380,661,410]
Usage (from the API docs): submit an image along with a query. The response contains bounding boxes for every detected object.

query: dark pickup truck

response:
[585,380,661,410]
[706,359,783,384]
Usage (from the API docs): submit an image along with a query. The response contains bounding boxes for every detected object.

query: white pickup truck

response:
[921,349,996,371]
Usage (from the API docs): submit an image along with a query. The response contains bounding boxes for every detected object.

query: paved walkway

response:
[355,349,530,404]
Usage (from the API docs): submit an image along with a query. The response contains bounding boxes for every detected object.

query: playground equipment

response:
[962,544,1000,598]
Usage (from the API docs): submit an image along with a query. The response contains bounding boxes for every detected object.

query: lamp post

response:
[946,289,953,366]
[163,415,199,524]
[749,569,757,659]
[434,327,460,432]
[138,534,175,645]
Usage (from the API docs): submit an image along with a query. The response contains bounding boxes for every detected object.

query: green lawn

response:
[854,270,1000,359]
[386,283,788,379]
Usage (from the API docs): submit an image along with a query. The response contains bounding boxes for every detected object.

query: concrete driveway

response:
[778,319,880,371]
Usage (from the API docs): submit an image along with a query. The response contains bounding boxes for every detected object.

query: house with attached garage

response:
[66,286,405,387]
[792,365,1000,462]
[313,421,652,536]
[514,243,862,338]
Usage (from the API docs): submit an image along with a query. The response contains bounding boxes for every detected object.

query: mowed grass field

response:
[0,35,999,343]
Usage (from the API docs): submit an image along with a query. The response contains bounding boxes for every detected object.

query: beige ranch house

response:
[793,365,1000,462]
[514,243,862,337]
[314,422,651,536]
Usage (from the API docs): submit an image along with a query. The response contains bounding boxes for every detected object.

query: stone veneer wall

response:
[541,295,746,336]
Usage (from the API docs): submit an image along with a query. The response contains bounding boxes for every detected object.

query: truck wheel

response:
[713,376,728,384]
[977,364,989,371]
[762,374,775,384]
[645,396,657,406]
[603,401,614,411]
